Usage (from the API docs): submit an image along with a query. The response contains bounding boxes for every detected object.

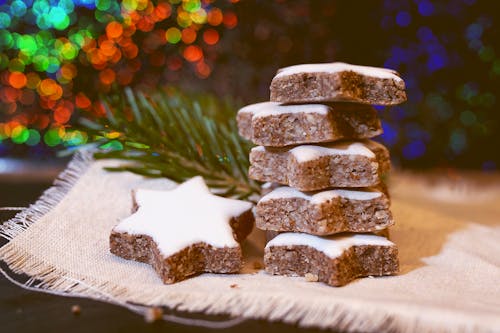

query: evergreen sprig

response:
[80,87,261,200]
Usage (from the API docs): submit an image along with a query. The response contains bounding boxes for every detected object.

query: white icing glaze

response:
[328,189,381,201]
[238,101,330,119]
[256,103,329,118]
[290,141,375,163]
[266,232,394,259]
[238,102,278,115]
[261,182,274,189]
[251,146,265,153]
[260,186,312,201]
[275,62,402,81]
[259,186,381,204]
[113,176,253,257]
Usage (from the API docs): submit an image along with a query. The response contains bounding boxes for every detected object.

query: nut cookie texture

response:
[270,62,406,105]
[264,232,399,286]
[237,102,382,147]
[110,176,254,284]
[256,186,393,235]
[249,140,391,191]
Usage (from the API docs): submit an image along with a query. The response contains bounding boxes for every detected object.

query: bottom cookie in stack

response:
[264,232,399,287]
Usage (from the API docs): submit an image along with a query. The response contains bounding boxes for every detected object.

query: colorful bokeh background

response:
[0,0,499,169]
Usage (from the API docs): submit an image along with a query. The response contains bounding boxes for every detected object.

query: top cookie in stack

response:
[237,62,406,286]
[238,62,406,148]
[270,62,406,105]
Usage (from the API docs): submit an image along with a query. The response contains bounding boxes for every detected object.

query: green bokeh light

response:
[0,30,14,48]
[43,129,62,146]
[26,129,41,146]
[18,35,38,57]
[97,0,112,11]
[46,56,60,73]
[61,42,78,60]
[49,7,70,30]
[33,54,49,71]
[64,130,88,146]
[100,140,124,150]
[183,0,201,13]
[33,0,50,16]
[36,13,52,29]
[11,1,28,17]
[166,27,182,44]
[11,126,30,144]
[58,0,75,14]
[0,13,12,29]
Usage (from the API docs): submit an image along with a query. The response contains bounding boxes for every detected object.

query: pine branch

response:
[80,87,261,201]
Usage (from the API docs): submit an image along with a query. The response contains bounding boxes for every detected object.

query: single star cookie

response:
[249,140,390,191]
[264,232,399,286]
[256,186,393,235]
[270,62,407,105]
[110,176,254,284]
[236,101,382,147]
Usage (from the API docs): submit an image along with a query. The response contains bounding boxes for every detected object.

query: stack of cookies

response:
[237,63,407,286]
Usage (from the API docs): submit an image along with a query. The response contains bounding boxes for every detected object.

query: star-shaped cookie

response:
[110,176,254,284]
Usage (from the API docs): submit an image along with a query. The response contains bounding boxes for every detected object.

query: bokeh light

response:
[0,0,237,151]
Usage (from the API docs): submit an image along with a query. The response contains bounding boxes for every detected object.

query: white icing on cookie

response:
[251,146,266,153]
[113,176,253,257]
[275,62,402,81]
[238,102,278,115]
[311,188,381,202]
[290,141,375,163]
[260,186,382,204]
[266,232,394,259]
[254,103,329,118]
[238,102,330,122]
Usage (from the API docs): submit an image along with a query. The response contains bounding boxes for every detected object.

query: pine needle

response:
[80,87,260,201]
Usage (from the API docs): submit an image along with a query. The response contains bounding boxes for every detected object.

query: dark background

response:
[0,0,499,169]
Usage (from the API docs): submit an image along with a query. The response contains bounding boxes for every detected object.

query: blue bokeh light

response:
[427,53,447,71]
[396,11,412,27]
[465,23,483,41]
[418,1,435,16]
[402,140,426,159]
[417,26,436,42]
[379,121,399,147]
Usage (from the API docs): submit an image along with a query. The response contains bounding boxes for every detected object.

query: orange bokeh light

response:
[39,79,58,96]
[203,29,219,45]
[223,11,238,29]
[196,61,211,78]
[54,105,72,124]
[182,28,197,44]
[8,72,27,89]
[60,64,77,80]
[207,8,223,26]
[106,22,124,39]
[155,2,171,20]
[100,40,118,57]
[183,45,203,62]
[99,68,116,85]
[75,92,92,109]
[123,44,139,59]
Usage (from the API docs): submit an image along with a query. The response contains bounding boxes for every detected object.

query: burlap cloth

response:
[1,153,499,332]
